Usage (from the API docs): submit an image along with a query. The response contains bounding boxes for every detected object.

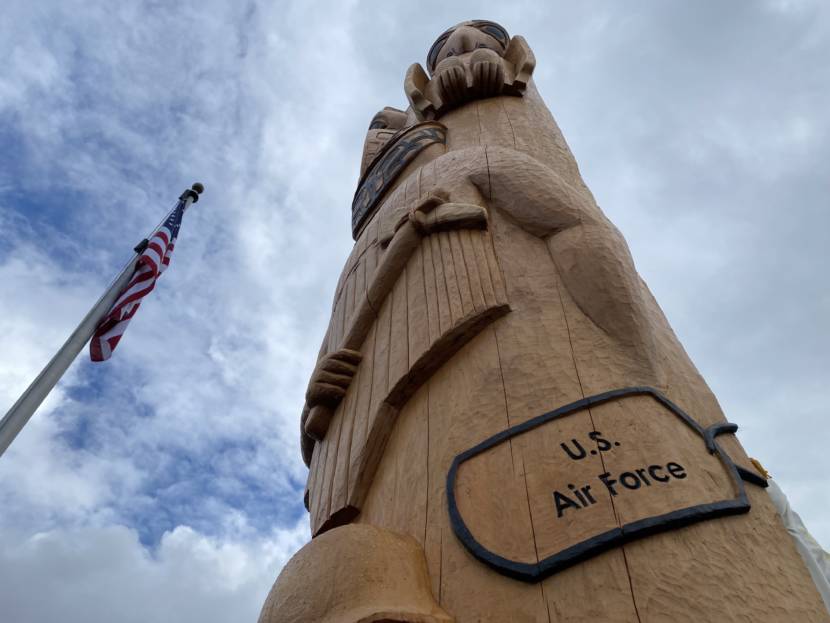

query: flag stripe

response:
[89,199,188,362]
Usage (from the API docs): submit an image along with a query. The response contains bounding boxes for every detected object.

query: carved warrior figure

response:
[260,21,829,623]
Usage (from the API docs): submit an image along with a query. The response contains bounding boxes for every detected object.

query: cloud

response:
[0,520,308,623]
[0,1,828,620]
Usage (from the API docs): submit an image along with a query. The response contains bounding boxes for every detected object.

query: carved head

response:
[404,21,532,121]
[426,20,510,75]
[359,107,409,177]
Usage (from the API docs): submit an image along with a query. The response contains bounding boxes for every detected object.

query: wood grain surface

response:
[270,25,829,623]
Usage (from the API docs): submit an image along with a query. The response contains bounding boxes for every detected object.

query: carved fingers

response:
[470,48,505,97]
[389,189,489,236]
[403,36,536,119]
[434,57,468,108]
[382,189,451,243]
[303,348,363,443]
[408,188,450,217]
[301,405,314,465]
[306,348,363,409]
[410,202,488,234]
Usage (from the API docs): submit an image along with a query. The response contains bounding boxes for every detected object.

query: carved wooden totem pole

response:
[260,21,828,622]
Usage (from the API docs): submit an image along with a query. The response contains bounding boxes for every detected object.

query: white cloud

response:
[0,1,828,620]
[0,520,308,623]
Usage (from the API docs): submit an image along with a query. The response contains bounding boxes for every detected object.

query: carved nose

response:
[445,26,480,56]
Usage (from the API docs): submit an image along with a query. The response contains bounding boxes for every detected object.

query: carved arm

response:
[302,194,488,446]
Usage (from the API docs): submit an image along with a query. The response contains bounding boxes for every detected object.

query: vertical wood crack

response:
[548,241,643,623]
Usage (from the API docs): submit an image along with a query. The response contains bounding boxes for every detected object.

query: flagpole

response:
[0,183,204,458]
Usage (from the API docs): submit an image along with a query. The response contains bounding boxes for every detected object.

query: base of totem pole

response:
[258,524,452,623]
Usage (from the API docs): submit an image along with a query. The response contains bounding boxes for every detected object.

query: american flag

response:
[89,199,188,362]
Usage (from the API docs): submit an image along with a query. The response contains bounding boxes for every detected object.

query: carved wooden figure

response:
[260,21,829,622]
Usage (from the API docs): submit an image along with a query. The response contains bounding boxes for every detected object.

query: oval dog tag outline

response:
[446,386,763,583]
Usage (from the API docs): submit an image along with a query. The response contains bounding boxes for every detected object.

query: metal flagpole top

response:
[181,182,205,203]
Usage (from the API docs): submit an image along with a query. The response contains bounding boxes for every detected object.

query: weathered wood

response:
[346,324,377,508]
[307,203,489,443]
[265,20,828,623]
[487,209,639,616]
[330,353,360,513]
[388,269,409,388]
[307,223,511,535]
[422,235,441,346]
[407,245,430,367]
[258,523,453,623]
[426,330,551,621]
[429,235,452,336]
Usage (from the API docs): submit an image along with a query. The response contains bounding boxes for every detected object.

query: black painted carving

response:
[426,20,510,73]
[736,465,769,488]
[351,122,447,239]
[446,386,764,583]
[704,422,738,454]
[704,422,768,488]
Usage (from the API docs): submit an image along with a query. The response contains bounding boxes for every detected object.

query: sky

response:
[0,1,827,621]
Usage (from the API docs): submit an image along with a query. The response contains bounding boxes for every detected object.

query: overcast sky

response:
[1,1,827,621]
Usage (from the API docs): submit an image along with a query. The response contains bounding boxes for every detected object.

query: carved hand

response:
[305,348,363,409]
[433,57,469,108]
[382,190,488,243]
[304,193,488,449]
[404,35,536,120]
[408,200,488,235]
[303,348,363,445]
[470,48,505,98]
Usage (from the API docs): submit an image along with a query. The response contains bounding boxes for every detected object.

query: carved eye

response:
[369,113,389,130]
[427,31,452,71]
[471,20,509,49]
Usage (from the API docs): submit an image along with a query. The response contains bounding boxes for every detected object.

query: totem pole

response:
[260,21,828,622]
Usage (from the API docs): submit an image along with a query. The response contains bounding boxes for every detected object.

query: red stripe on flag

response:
[90,199,187,362]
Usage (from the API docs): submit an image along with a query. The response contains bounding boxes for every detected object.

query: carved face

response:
[426,20,510,75]
[359,107,408,177]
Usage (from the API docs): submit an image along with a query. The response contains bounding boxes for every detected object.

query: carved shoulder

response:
[481,145,604,236]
